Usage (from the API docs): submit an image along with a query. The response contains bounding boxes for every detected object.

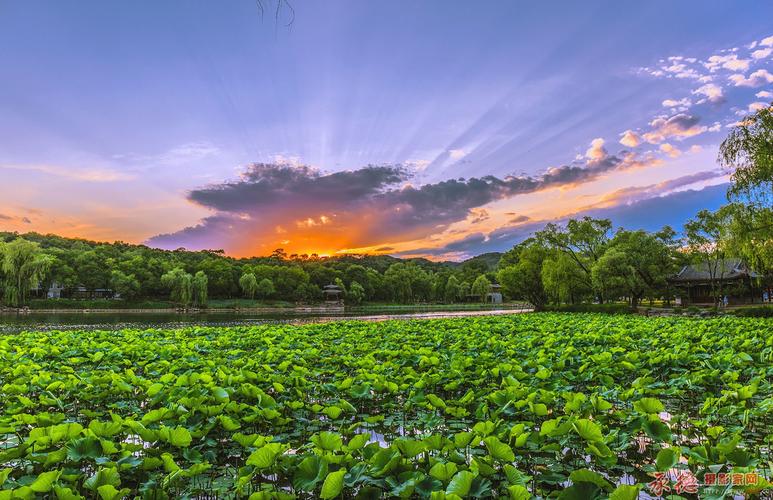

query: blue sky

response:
[1,1,771,258]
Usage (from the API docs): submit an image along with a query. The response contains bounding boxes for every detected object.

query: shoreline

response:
[0,303,529,315]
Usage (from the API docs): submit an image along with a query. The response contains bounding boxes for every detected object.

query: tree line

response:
[0,235,502,308]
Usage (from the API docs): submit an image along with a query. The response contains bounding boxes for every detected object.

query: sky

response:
[1,1,772,260]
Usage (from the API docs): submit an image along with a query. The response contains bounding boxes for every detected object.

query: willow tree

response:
[719,104,773,206]
[1,238,53,307]
[239,272,258,299]
[161,267,193,307]
[719,105,773,285]
[192,271,208,307]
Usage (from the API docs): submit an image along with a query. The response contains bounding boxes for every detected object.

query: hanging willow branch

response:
[255,0,295,26]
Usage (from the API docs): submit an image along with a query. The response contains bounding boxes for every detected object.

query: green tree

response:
[444,275,459,304]
[192,271,208,307]
[257,278,275,300]
[470,275,491,303]
[541,253,590,304]
[347,281,365,305]
[719,104,773,206]
[109,270,140,300]
[497,240,549,310]
[591,248,646,307]
[536,217,612,301]
[0,238,52,307]
[161,267,193,307]
[239,272,259,299]
[684,208,733,306]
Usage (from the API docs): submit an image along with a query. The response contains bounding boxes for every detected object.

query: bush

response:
[28,299,172,310]
[733,305,773,317]
[542,303,635,314]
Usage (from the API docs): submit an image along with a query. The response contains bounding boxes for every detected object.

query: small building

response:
[47,281,65,299]
[486,283,503,304]
[670,258,762,306]
[322,284,343,303]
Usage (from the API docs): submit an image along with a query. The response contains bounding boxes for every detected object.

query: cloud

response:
[662,98,691,108]
[447,149,467,160]
[752,48,772,60]
[692,83,725,104]
[149,149,652,254]
[729,69,773,87]
[0,163,133,182]
[468,208,490,224]
[761,35,773,47]
[642,114,706,144]
[659,143,681,158]
[756,90,773,99]
[704,54,750,72]
[619,130,642,148]
[405,181,729,259]
[507,214,531,224]
[748,102,769,112]
[585,138,607,161]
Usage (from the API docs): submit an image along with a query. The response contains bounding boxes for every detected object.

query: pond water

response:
[0,307,531,333]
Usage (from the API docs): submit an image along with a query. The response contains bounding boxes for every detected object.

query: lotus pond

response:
[1,313,772,499]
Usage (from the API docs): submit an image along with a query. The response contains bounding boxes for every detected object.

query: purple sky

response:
[0,1,771,258]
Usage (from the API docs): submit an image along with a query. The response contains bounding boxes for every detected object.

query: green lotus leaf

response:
[429,462,458,482]
[609,484,640,500]
[655,447,679,471]
[293,455,329,491]
[568,469,613,491]
[483,436,515,462]
[572,419,603,443]
[320,468,346,499]
[446,471,476,497]
[30,470,62,493]
[633,397,665,415]
[246,442,286,469]
[312,431,343,451]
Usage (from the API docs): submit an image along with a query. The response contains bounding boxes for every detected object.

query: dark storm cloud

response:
[150,152,644,251]
[188,164,409,213]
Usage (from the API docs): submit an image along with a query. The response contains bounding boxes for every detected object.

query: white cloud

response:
[692,83,725,103]
[619,130,642,148]
[704,54,750,72]
[756,90,773,99]
[585,138,607,161]
[729,69,773,87]
[761,35,773,47]
[752,48,772,60]
[749,102,769,112]
[448,149,467,160]
[662,98,691,108]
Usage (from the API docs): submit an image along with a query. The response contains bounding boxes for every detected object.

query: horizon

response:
[1,1,772,260]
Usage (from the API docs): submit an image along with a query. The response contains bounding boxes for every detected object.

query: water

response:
[0,307,531,333]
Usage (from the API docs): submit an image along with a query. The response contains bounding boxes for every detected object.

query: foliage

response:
[0,238,53,307]
[160,267,193,307]
[239,272,259,299]
[347,281,365,305]
[192,271,208,307]
[719,103,773,207]
[497,240,549,310]
[256,278,276,300]
[1,314,771,498]
[470,275,491,303]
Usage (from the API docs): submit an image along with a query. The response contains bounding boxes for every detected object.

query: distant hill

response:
[456,252,503,270]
